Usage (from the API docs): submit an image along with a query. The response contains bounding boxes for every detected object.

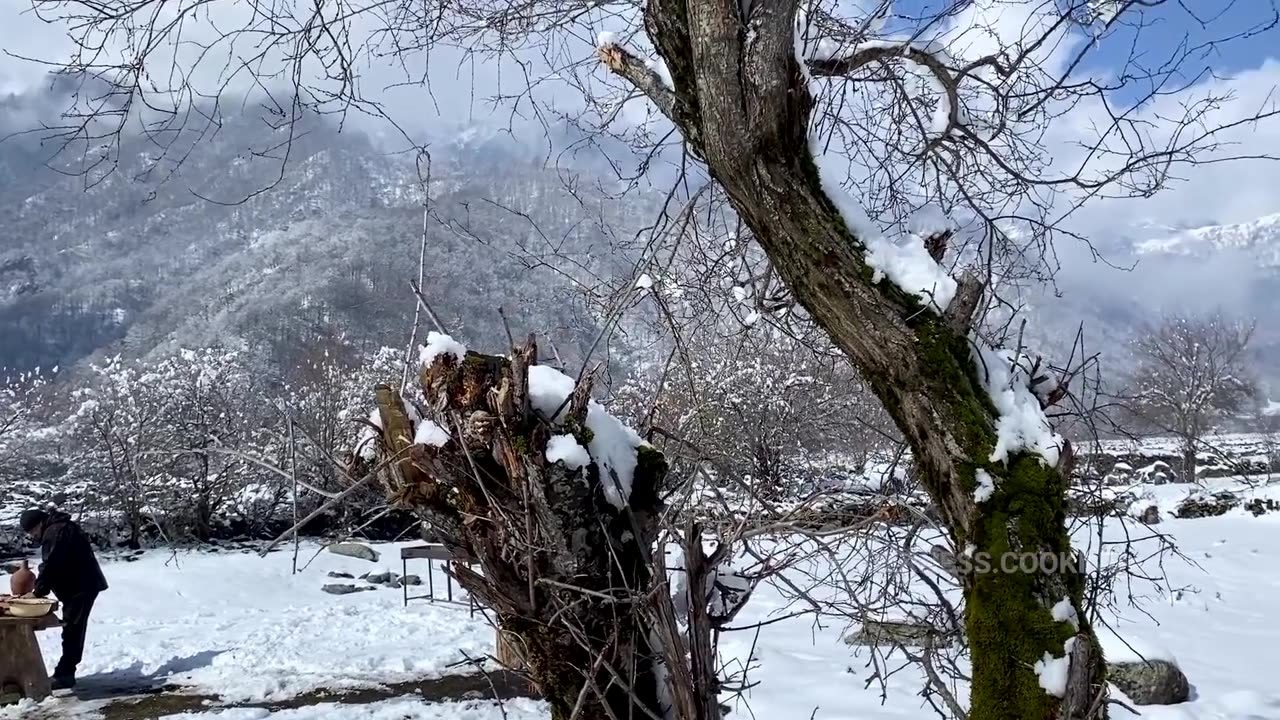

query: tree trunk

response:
[1180,441,1198,483]
[371,339,674,720]
[600,3,1107,717]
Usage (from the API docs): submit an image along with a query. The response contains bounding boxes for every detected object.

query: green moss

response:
[965,455,1087,719]
[560,417,594,447]
[911,315,996,450]
[634,445,668,484]
[511,434,530,455]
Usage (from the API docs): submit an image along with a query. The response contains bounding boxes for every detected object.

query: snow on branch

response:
[528,364,649,509]
[971,339,1065,466]
[419,331,467,367]
[795,23,959,312]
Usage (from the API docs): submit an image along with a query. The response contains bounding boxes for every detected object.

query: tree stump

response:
[370,335,674,719]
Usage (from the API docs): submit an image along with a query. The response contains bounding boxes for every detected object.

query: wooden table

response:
[0,612,61,704]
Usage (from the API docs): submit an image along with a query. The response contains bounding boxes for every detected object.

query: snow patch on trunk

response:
[546,434,591,471]
[974,469,995,502]
[1051,595,1080,631]
[527,365,647,509]
[971,340,1063,466]
[1033,636,1076,697]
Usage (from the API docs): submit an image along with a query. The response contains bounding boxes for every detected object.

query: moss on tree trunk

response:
[903,316,1106,720]
[964,455,1104,720]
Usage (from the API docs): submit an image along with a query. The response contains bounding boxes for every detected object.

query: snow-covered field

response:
[1121,475,1280,517]
[1091,432,1278,457]
[5,516,1280,719]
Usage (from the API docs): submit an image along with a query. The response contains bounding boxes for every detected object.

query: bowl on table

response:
[1,597,56,618]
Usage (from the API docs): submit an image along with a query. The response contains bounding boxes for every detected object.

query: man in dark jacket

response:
[18,509,109,690]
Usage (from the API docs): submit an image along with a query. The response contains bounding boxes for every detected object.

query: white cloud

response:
[4,0,1279,232]
[1070,58,1280,231]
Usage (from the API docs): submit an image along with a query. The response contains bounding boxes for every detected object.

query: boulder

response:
[321,584,374,596]
[843,620,950,648]
[327,571,354,579]
[1108,659,1189,705]
[1138,505,1161,525]
[365,571,400,586]
[328,543,380,562]
[398,575,423,587]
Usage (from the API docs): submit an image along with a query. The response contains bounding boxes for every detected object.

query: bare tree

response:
[19,0,1280,718]
[1124,312,1258,482]
[68,357,170,548]
[615,328,894,500]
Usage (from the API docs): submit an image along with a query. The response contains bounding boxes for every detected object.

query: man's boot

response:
[50,675,76,692]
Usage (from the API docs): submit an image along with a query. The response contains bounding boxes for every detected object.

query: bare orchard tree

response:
[615,326,894,501]
[1124,312,1258,482]
[149,348,271,541]
[68,357,171,548]
[23,0,1280,717]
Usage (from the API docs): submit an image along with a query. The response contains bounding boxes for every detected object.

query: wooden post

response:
[495,627,526,670]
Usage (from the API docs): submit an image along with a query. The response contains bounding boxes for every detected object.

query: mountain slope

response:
[0,106,654,380]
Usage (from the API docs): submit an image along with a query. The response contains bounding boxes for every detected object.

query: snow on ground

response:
[1082,519,1280,719]
[7,542,497,711]
[6,517,1280,719]
[145,698,549,720]
[1119,475,1280,517]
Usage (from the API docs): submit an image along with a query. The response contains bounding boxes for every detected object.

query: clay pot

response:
[9,560,35,597]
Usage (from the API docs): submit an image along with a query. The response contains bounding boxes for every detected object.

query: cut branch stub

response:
[421,350,504,414]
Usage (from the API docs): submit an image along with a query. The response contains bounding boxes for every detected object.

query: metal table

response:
[400,544,479,616]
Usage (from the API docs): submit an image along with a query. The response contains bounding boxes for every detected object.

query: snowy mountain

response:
[0,97,657,383]
[1027,212,1280,393]
[2,77,1278,394]
[1132,214,1280,265]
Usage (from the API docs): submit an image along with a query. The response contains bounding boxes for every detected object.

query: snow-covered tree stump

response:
[372,334,670,720]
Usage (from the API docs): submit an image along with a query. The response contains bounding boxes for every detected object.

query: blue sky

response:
[1091,0,1280,87]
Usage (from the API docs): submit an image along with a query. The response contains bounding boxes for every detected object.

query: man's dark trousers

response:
[54,592,98,681]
